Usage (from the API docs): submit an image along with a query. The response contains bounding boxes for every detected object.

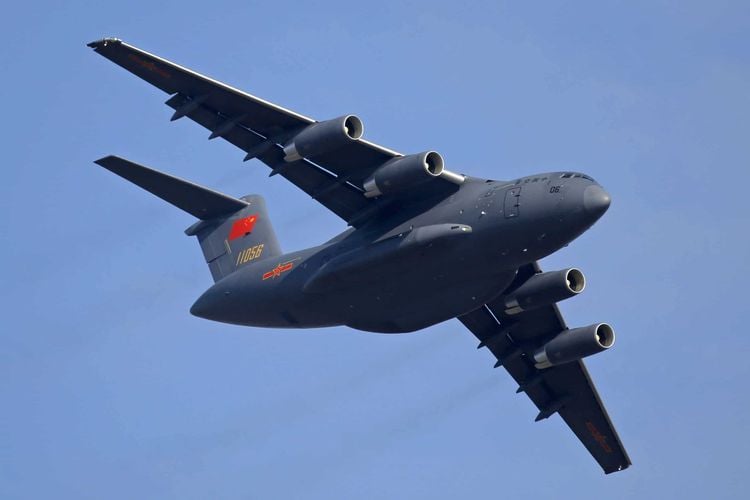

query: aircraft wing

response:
[458,262,631,474]
[88,38,456,226]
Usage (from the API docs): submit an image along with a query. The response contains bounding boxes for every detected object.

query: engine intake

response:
[363,151,444,198]
[283,115,363,162]
[533,323,615,369]
[503,268,585,315]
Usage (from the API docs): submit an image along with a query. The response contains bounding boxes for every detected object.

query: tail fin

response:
[94,155,282,282]
[185,196,281,282]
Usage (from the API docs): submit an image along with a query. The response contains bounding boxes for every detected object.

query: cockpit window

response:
[561,172,595,181]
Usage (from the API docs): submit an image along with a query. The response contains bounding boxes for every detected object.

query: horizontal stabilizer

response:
[94,155,248,220]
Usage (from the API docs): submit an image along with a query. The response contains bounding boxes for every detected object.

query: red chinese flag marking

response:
[228,214,259,241]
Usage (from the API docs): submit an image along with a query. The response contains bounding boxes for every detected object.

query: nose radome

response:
[583,185,611,219]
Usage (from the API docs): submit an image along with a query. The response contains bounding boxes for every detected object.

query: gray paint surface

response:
[90,39,629,473]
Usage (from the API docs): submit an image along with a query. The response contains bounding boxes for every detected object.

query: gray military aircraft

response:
[89,38,630,474]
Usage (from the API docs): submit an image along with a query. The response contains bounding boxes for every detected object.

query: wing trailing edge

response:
[459,262,631,474]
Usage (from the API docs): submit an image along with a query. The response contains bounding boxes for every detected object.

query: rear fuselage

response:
[191,172,610,332]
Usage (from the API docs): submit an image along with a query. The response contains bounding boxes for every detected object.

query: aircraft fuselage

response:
[191,172,610,332]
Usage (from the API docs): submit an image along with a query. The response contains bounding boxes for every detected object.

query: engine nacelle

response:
[503,268,585,315]
[363,151,444,198]
[283,115,363,162]
[533,323,616,369]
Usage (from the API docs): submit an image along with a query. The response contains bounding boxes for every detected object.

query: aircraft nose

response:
[583,184,611,219]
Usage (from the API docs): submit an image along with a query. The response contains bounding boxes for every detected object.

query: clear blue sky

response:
[2,1,748,498]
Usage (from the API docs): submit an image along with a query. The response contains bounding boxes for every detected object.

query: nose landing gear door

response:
[504,187,521,218]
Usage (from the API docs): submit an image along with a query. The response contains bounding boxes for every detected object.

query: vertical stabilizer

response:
[185,196,281,282]
[95,155,282,282]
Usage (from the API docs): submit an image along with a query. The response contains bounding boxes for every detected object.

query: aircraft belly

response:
[193,243,516,332]
[335,263,517,333]
[192,224,525,332]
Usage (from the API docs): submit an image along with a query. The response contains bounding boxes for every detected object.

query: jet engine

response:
[503,268,585,315]
[533,323,615,369]
[363,151,444,198]
[283,115,364,162]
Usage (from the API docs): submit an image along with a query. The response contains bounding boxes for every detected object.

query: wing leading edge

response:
[459,262,631,474]
[88,38,446,226]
